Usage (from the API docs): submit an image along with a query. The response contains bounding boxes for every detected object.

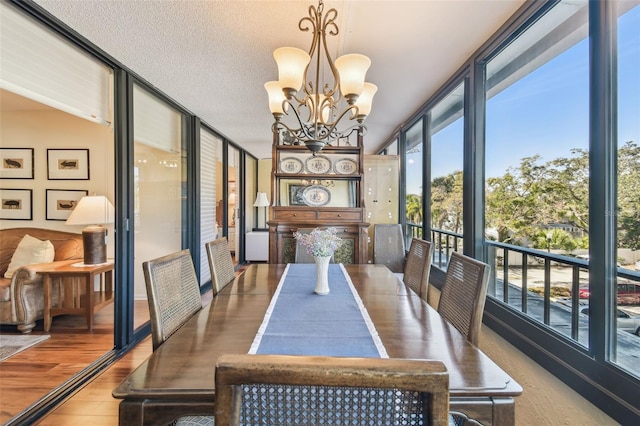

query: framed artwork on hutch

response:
[288,184,308,206]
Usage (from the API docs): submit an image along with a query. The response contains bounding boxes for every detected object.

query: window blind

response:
[133,84,181,153]
[200,128,220,285]
[0,3,112,125]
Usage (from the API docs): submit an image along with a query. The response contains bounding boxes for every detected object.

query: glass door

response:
[132,83,185,329]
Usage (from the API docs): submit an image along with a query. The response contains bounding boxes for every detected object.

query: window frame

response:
[381,0,639,422]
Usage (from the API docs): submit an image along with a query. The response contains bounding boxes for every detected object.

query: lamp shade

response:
[253,192,270,207]
[65,195,114,265]
[335,53,371,99]
[355,82,378,118]
[274,47,310,93]
[65,195,115,225]
[265,81,287,115]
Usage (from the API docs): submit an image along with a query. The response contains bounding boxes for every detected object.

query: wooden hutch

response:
[268,131,369,264]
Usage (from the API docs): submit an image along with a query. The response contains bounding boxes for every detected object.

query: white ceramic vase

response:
[314,255,331,295]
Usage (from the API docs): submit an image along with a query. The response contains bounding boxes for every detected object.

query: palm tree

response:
[406,194,422,224]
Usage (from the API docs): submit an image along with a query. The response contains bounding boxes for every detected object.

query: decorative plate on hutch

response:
[279,157,304,173]
[304,155,332,174]
[333,158,358,174]
[302,185,331,207]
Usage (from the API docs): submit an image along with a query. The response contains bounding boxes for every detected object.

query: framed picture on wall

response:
[288,184,308,206]
[0,188,33,220]
[47,149,90,180]
[0,148,34,179]
[45,189,88,220]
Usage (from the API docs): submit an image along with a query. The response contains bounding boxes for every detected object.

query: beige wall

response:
[257,158,271,196]
[0,108,114,255]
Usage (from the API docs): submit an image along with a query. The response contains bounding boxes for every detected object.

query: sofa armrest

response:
[6,264,57,331]
[9,260,76,303]
[10,265,41,286]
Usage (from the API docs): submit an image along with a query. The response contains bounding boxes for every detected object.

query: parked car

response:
[577,282,640,305]
[580,306,640,336]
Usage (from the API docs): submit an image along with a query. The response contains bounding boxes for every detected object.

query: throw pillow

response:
[4,234,55,279]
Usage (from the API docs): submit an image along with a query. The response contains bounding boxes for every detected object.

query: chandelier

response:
[265,0,377,155]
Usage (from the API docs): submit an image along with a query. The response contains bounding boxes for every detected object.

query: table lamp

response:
[65,195,115,264]
[253,192,270,230]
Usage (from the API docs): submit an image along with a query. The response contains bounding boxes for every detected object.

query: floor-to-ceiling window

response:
[0,2,116,421]
[479,0,640,413]
[132,82,185,327]
[614,2,640,376]
[484,0,592,344]
[404,119,424,246]
[429,82,465,269]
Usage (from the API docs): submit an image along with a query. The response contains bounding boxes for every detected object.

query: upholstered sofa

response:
[0,228,83,333]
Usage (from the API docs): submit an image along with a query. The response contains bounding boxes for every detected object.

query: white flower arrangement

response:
[293,227,343,258]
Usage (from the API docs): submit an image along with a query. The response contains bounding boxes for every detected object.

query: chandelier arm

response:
[320,7,340,99]
[323,7,339,36]
[285,94,314,124]
[272,121,311,146]
[277,104,317,142]
[299,3,317,34]
[289,87,312,106]
[288,104,363,144]
[282,95,314,125]
[320,32,339,99]
[300,11,318,99]
[324,103,360,131]
[311,5,323,130]
[303,96,316,124]
[317,95,336,126]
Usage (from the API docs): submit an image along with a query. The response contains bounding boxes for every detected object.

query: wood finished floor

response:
[35,285,219,425]
[6,266,238,425]
[35,337,154,426]
[0,300,150,424]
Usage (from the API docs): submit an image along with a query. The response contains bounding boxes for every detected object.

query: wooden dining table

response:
[113,263,522,425]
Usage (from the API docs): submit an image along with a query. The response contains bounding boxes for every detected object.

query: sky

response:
[406,4,639,195]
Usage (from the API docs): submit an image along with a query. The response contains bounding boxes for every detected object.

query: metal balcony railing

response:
[406,225,640,354]
[405,223,462,269]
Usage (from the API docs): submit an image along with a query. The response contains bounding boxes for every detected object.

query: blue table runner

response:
[249,263,388,358]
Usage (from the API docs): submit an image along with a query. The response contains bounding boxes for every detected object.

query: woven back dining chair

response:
[373,224,406,273]
[214,354,450,426]
[142,249,202,351]
[402,238,433,301]
[437,251,490,346]
[205,237,236,296]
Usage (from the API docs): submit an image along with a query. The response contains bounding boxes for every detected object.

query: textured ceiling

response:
[30,0,525,159]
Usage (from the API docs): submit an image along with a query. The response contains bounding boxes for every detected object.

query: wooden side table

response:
[39,260,114,331]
